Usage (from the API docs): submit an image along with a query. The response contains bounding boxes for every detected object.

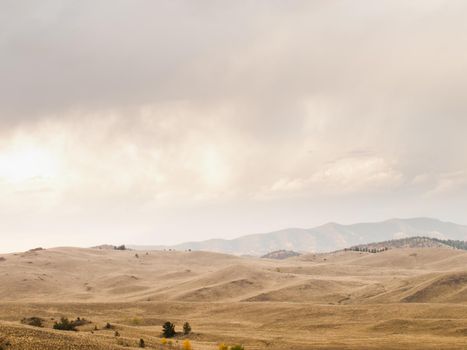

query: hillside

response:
[1,246,467,349]
[347,236,467,252]
[2,246,467,303]
[261,250,301,259]
[130,218,467,255]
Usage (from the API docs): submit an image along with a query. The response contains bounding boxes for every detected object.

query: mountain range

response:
[129,217,467,256]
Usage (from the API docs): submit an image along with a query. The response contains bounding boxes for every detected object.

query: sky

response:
[1,0,467,252]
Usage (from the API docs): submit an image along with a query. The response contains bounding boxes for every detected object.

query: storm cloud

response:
[1,0,466,252]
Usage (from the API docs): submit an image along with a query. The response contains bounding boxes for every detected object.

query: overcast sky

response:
[1,0,467,252]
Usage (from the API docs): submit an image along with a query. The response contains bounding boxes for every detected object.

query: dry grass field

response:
[1,247,467,349]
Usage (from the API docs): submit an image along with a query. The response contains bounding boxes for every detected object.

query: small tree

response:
[182,340,192,350]
[162,321,176,338]
[183,322,192,335]
[139,338,145,348]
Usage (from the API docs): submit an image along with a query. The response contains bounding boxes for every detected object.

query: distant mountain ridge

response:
[129,218,467,256]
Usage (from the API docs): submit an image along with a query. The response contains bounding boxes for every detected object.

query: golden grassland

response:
[0,247,467,349]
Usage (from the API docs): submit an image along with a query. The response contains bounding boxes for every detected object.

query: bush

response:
[218,344,228,350]
[21,317,44,327]
[182,340,192,350]
[183,322,192,335]
[162,321,176,338]
[104,322,114,329]
[161,338,167,345]
[72,317,90,327]
[139,338,145,348]
[53,317,77,331]
[0,338,11,350]
[230,345,244,350]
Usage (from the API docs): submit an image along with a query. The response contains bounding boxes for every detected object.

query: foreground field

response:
[0,247,466,349]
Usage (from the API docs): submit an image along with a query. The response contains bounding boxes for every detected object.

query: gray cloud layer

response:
[0,0,466,251]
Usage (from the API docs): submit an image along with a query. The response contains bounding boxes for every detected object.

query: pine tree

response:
[162,321,176,338]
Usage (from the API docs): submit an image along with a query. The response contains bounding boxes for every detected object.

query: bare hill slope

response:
[1,246,467,304]
[2,246,467,349]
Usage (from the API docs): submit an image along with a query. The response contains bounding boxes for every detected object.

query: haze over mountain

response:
[130,218,467,256]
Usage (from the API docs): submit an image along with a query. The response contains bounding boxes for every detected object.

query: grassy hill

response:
[1,245,467,349]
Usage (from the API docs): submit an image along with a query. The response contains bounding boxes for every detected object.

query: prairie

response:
[0,247,466,349]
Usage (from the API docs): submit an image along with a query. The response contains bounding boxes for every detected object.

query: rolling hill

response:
[1,245,467,349]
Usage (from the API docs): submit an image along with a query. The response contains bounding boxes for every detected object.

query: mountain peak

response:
[130,218,467,256]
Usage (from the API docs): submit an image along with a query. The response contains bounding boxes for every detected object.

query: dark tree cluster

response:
[52,317,91,331]
[346,246,388,253]
[162,321,192,338]
[346,236,467,252]
[432,238,467,250]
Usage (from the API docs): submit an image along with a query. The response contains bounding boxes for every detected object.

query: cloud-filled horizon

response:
[1,0,467,252]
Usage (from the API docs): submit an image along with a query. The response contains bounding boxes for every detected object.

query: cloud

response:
[268,156,403,196]
[426,171,467,197]
[0,0,467,251]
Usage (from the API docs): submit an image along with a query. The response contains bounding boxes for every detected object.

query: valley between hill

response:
[0,247,466,349]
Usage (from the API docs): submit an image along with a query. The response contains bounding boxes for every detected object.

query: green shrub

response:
[21,317,44,327]
[53,317,77,331]
[230,345,245,350]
